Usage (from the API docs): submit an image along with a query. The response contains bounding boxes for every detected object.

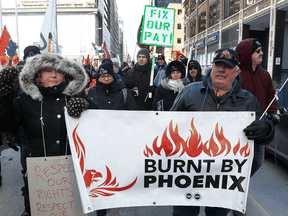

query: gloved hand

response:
[6,132,19,151]
[267,111,280,125]
[0,67,19,94]
[67,98,89,118]
[243,120,271,140]
[147,85,156,94]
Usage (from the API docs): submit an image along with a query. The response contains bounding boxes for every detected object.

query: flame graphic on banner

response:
[144,118,250,158]
[73,124,138,197]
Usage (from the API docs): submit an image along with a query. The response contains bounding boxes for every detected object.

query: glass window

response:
[184,26,187,41]
[190,19,196,38]
[221,25,239,49]
[209,0,220,27]
[177,38,181,44]
[197,48,205,66]
[224,0,240,19]
[191,0,196,12]
[184,0,190,17]
[177,23,182,30]
[178,9,182,15]
[198,11,206,33]
[199,0,206,5]
[245,0,260,7]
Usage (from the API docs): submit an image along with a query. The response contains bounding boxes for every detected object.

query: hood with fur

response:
[19,53,88,101]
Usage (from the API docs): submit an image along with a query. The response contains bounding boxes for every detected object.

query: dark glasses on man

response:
[189,67,198,70]
[255,48,262,54]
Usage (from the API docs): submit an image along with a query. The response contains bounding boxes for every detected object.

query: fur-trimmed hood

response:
[19,53,88,101]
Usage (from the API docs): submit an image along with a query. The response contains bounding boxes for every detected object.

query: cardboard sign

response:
[140,6,175,47]
[65,110,254,214]
[27,156,86,216]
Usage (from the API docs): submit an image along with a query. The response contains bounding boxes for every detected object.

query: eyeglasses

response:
[255,49,262,54]
[189,67,198,70]
[99,75,113,79]
[214,51,238,66]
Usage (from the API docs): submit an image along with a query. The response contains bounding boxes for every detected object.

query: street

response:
[1,140,288,216]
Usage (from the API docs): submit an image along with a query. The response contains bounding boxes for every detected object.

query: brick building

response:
[182,0,288,87]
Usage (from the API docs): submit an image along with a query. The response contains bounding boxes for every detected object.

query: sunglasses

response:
[214,51,238,65]
[255,48,262,54]
[189,67,198,70]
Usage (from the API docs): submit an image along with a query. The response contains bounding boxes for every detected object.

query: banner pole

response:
[148,46,157,98]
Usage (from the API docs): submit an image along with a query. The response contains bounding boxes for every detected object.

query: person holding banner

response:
[0,53,98,216]
[170,48,275,216]
[151,60,190,111]
[124,48,158,110]
[187,60,203,83]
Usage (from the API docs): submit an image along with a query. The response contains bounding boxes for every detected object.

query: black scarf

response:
[135,62,151,72]
[38,82,67,97]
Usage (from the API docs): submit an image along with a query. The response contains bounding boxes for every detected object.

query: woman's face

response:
[98,74,114,84]
[170,71,182,80]
[39,68,65,87]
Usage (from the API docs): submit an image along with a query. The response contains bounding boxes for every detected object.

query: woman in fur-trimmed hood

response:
[0,53,98,216]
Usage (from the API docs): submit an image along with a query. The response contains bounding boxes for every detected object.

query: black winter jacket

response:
[0,53,97,157]
[88,80,138,110]
[151,77,190,111]
[170,71,274,145]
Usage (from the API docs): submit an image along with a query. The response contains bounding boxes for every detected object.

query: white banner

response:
[39,0,57,53]
[27,156,86,216]
[140,6,175,47]
[65,110,254,214]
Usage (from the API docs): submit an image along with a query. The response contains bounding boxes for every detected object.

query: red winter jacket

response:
[236,38,277,113]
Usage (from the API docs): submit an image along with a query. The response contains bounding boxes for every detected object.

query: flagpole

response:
[54,0,59,53]
[15,0,20,57]
[0,0,3,32]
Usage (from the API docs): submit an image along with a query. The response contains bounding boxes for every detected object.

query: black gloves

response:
[267,111,280,125]
[243,120,271,141]
[6,132,19,151]
[147,85,156,94]
[0,67,19,94]
[67,98,89,118]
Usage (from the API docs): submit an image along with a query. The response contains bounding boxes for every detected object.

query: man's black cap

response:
[212,48,239,67]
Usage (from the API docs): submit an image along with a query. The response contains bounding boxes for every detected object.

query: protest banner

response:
[140,6,175,48]
[27,156,86,216]
[65,110,254,214]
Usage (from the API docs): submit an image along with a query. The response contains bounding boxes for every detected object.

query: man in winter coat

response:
[170,48,275,216]
[236,38,279,124]
[187,59,203,83]
[152,60,190,111]
[88,63,138,110]
[124,48,158,110]
[153,54,167,87]
[0,53,98,216]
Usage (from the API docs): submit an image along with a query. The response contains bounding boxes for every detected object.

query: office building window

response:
[221,25,239,49]
[178,9,182,15]
[199,0,205,5]
[191,0,196,12]
[184,0,190,17]
[177,38,181,44]
[209,0,220,27]
[190,19,196,38]
[224,0,240,19]
[177,23,182,29]
[184,26,187,41]
[198,11,206,33]
[245,0,260,7]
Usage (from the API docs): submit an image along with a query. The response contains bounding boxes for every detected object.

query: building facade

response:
[1,0,120,63]
[182,0,288,87]
[165,3,184,61]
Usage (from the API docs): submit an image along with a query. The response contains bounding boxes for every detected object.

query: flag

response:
[101,41,110,61]
[39,0,58,53]
[85,54,90,65]
[0,26,19,67]
[127,53,130,63]
[176,52,186,62]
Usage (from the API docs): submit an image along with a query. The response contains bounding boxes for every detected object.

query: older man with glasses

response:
[170,48,275,216]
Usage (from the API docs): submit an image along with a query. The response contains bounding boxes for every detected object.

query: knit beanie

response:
[252,40,262,54]
[137,48,150,62]
[97,63,115,80]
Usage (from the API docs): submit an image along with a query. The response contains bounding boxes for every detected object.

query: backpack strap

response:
[122,88,127,105]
